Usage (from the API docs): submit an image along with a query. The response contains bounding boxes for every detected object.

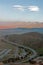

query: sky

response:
[0,0,43,22]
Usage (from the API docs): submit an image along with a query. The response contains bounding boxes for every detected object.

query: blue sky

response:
[0,0,43,22]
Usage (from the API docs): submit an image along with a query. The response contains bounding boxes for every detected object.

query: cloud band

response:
[13,5,39,12]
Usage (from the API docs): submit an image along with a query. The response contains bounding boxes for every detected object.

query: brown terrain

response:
[0,31,43,65]
[0,22,43,29]
[6,32,43,56]
[0,62,41,65]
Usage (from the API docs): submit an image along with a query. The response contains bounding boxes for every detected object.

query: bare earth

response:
[0,62,40,65]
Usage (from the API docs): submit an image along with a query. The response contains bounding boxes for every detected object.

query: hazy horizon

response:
[0,0,43,29]
[0,22,43,29]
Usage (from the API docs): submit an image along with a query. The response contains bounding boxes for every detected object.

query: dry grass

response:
[0,39,16,49]
[6,32,43,55]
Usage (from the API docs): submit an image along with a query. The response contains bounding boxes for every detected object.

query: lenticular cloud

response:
[28,6,39,12]
[13,5,39,12]
[13,5,24,11]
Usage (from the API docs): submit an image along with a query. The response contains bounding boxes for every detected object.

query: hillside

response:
[5,32,43,55]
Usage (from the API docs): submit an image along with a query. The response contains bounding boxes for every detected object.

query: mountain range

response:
[0,22,43,29]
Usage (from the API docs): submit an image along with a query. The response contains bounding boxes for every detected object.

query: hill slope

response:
[5,32,43,55]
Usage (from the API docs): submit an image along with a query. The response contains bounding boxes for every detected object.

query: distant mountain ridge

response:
[0,28,43,36]
[0,22,43,29]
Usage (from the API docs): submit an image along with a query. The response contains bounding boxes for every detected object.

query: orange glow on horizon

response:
[0,22,43,29]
